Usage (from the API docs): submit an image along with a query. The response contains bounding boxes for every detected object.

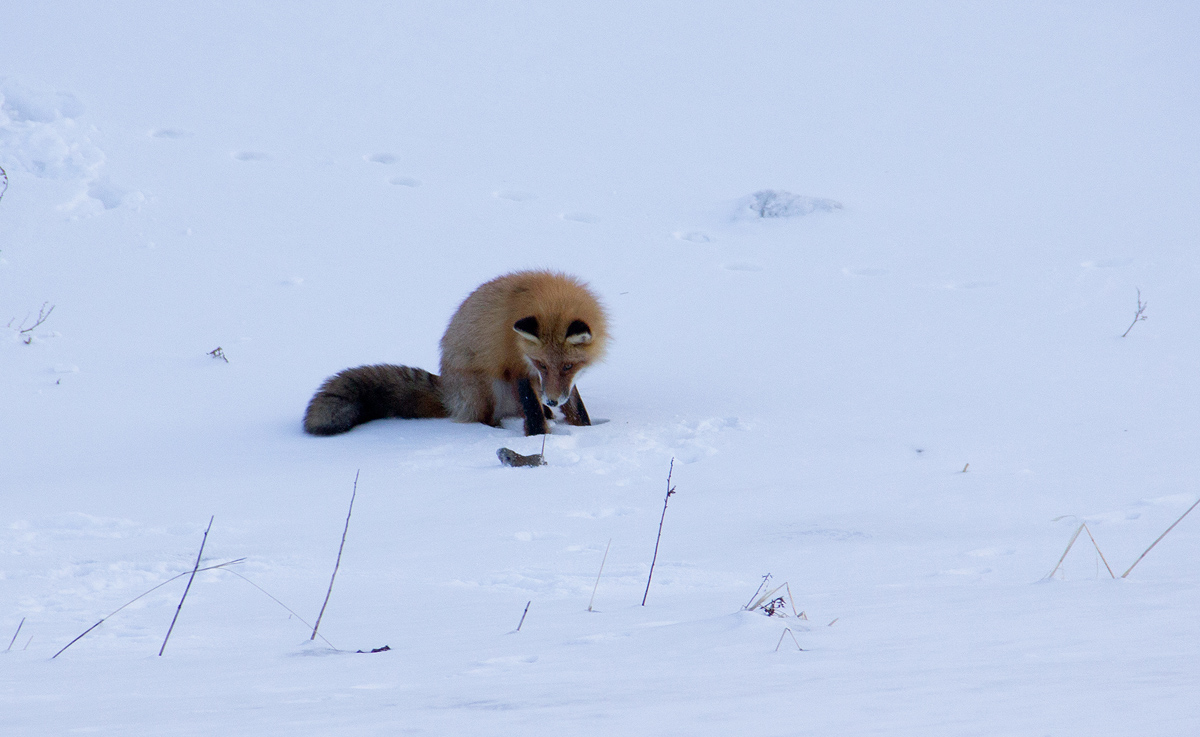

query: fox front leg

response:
[560,386,591,426]
[516,377,549,436]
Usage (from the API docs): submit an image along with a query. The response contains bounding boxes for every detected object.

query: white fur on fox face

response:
[523,355,575,406]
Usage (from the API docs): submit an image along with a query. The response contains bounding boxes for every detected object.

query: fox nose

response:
[545,398,559,407]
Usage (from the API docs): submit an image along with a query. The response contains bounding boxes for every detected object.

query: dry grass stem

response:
[6,617,24,652]
[52,558,244,659]
[587,539,612,612]
[312,470,359,641]
[1080,523,1115,579]
[217,568,337,649]
[1122,496,1200,578]
[743,574,772,610]
[774,627,803,652]
[159,516,215,656]
[514,601,531,632]
[785,583,801,618]
[1047,523,1085,580]
[641,458,677,606]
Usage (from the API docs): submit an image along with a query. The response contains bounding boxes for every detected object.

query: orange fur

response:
[439,270,608,424]
[303,270,607,436]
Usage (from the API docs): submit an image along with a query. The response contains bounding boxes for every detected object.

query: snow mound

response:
[740,189,842,219]
[0,78,103,180]
[0,78,143,213]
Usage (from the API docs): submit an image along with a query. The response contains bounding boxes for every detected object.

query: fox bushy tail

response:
[303,364,447,435]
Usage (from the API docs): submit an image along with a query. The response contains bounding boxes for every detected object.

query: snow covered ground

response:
[3,2,1200,734]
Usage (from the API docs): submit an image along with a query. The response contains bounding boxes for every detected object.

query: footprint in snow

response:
[844,267,889,277]
[149,128,192,139]
[494,189,535,201]
[561,212,599,224]
[1082,257,1132,269]
[942,280,997,290]
[674,231,712,243]
[232,151,271,162]
[366,153,398,164]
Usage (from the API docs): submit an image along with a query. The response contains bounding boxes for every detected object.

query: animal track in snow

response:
[149,128,191,139]
[232,151,271,162]
[1082,257,1132,269]
[561,212,599,224]
[964,547,1015,558]
[389,176,421,187]
[365,153,398,164]
[942,280,997,290]
[87,177,143,210]
[494,189,534,201]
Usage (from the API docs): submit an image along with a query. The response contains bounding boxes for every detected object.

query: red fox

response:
[304,270,608,437]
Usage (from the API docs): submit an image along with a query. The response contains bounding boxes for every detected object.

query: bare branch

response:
[1121,288,1148,338]
[641,458,677,606]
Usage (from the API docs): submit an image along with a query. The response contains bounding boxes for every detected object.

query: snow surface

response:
[3,2,1200,734]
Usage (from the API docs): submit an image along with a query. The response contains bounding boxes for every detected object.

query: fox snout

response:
[541,390,569,408]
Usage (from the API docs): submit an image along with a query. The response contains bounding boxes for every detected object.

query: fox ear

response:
[565,319,592,345]
[513,316,541,343]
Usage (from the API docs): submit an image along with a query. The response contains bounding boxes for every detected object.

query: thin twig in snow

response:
[1080,523,1115,579]
[587,539,612,612]
[743,573,772,610]
[312,470,359,641]
[785,583,801,618]
[1121,288,1148,338]
[1121,497,1200,578]
[52,558,244,659]
[514,601,531,632]
[6,617,24,652]
[774,627,804,652]
[215,568,338,650]
[15,303,54,344]
[159,516,215,656]
[1047,522,1085,580]
[641,458,677,606]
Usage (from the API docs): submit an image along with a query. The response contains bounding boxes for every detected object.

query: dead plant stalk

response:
[1122,496,1200,578]
[312,470,359,641]
[641,458,677,606]
[159,516,215,656]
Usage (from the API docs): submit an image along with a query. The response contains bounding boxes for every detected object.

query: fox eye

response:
[533,360,548,372]
[561,363,574,373]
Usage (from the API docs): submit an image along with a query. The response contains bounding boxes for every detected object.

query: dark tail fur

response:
[303,364,447,435]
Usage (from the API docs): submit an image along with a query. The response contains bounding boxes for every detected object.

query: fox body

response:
[304,270,608,437]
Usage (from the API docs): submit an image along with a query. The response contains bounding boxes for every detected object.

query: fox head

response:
[513,315,598,407]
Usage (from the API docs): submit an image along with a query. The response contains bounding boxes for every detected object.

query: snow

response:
[3,1,1200,734]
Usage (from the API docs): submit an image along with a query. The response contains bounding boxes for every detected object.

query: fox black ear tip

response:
[513,316,541,342]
